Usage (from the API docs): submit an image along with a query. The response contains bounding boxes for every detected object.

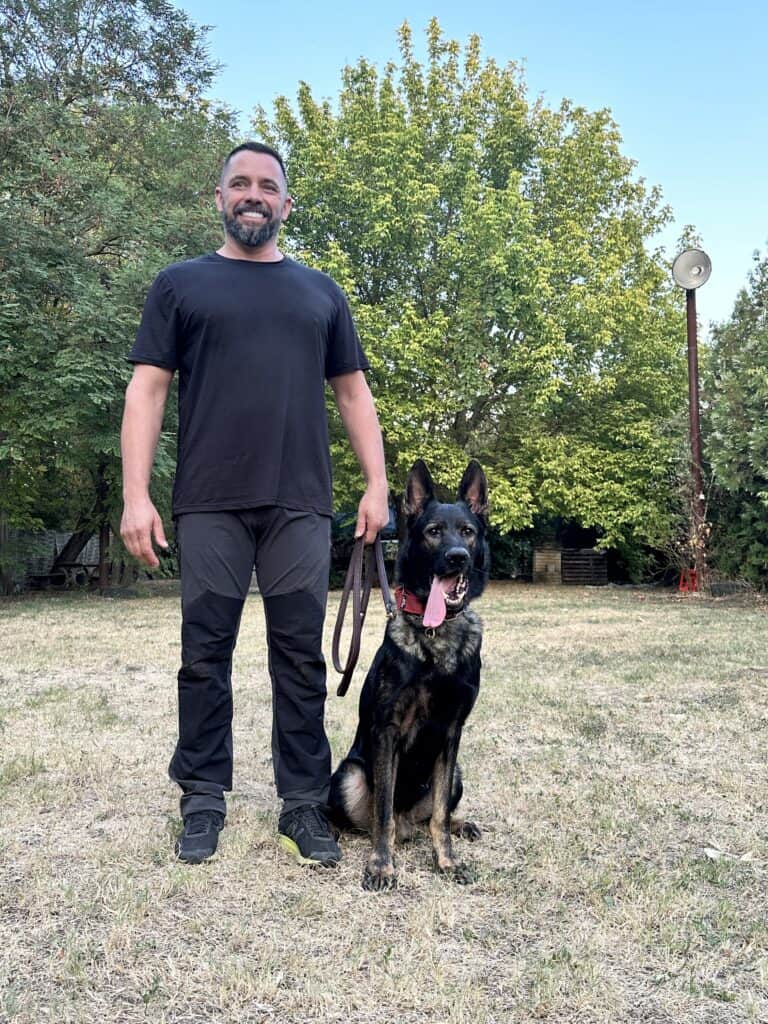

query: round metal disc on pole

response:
[672,249,712,290]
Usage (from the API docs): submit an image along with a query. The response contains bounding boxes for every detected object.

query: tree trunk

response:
[95,460,110,595]
[0,510,14,595]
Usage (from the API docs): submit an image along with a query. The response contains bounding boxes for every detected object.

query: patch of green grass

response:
[78,690,122,727]
[0,753,46,791]
[26,684,71,709]
[570,708,610,740]
[1,985,23,1019]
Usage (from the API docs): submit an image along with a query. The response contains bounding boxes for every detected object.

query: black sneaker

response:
[175,811,225,864]
[277,804,341,866]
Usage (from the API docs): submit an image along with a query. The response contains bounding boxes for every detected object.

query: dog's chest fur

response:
[388,608,482,674]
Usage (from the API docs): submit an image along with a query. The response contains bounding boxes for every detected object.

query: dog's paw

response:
[450,861,477,885]
[433,852,477,885]
[459,819,482,842]
[450,816,482,841]
[362,864,397,891]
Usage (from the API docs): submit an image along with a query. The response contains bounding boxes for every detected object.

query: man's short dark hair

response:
[221,142,287,186]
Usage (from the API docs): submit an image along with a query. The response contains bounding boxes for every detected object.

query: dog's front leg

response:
[429,730,472,884]
[363,728,398,891]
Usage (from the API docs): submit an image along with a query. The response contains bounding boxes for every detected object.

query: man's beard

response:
[221,203,281,248]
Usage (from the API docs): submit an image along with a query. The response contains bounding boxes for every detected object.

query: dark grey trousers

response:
[169,508,332,819]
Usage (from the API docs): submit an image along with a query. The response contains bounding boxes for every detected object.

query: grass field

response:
[1,581,767,1023]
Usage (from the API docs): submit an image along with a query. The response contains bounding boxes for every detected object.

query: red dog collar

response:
[393,586,464,622]
[393,585,426,615]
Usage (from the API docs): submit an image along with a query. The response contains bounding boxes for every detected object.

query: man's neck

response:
[217,238,284,263]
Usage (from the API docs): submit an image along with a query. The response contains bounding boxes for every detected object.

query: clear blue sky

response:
[178,0,767,332]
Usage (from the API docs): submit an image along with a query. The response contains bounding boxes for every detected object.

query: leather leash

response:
[332,534,395,697]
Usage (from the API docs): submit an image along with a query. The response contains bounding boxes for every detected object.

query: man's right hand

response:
[120,496,168,568]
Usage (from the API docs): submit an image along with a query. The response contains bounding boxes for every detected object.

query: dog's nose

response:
[445,547,470,571]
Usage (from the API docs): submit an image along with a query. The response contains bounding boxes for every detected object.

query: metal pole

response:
[686,288,706,588]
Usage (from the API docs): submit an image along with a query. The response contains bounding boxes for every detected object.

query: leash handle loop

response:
[332,534,394,697]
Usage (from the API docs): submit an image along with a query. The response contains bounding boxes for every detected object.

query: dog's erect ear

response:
[404,459,435,517]
[457,460,488,518]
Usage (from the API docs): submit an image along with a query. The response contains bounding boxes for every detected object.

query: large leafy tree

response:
[256,20,686,558]
[0,1,234,543]
[706,250,768,584]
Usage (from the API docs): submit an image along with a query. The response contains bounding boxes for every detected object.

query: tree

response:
[706,249,768,585]
[0,1,235,572]
[255,20,686,563]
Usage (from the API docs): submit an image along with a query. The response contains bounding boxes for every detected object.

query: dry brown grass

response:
[1,581,767,1023]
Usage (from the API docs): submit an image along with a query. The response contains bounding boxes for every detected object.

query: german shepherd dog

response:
[329,459,489,890]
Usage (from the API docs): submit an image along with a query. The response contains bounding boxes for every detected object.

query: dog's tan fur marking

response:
[389,608,482,675]
[340,764,372,830]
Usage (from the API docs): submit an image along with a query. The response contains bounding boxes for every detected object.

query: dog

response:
[329,458,489,890]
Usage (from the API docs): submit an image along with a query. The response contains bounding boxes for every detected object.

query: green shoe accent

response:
[277,832,328,866]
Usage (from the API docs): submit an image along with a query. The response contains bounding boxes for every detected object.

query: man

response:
[120,141,389,867]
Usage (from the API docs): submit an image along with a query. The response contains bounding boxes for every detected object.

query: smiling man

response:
[120,142,389,867]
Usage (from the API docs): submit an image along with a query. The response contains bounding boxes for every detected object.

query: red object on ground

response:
[679,568,698,592]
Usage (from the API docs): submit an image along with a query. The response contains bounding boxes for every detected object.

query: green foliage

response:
[706,249,768,585]
[487,527,532,580]
[708,488,768,587]
[255,20,687,556]
[0,0,235,532]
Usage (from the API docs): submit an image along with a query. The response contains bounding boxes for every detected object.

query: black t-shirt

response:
[129,254,369,517]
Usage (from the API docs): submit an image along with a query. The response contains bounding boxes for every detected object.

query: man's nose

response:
[244,185,267,204]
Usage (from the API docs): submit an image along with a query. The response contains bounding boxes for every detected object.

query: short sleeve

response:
[324,286,370,379]
[128,271,180,370]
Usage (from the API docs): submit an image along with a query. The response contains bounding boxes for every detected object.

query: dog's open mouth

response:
[423,574,468,628]
[441,575,468,608]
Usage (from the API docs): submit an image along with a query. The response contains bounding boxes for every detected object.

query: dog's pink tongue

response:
[423,576,447,628]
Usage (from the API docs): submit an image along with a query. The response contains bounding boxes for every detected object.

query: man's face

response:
[215,150,292,249]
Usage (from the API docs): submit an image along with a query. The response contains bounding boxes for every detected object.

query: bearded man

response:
[120,142,388,866]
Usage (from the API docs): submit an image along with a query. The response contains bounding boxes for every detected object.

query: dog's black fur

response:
[329,459,489,890]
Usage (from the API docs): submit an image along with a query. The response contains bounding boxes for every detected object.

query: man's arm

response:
[120,363,174,567]
[329,370,389,544]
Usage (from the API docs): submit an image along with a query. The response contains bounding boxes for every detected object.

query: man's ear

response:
[404,460,435,518]
[457,460,488,518]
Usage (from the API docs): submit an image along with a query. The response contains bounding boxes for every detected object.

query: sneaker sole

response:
[174,842,220,865]
[277,833,340,867]
[175,851,219,865]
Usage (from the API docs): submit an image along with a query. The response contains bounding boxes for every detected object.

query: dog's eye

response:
[425,525,441,538]
[460,525,476,538]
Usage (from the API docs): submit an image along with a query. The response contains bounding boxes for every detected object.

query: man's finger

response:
[138,532,160,568]
[153,514,169,550]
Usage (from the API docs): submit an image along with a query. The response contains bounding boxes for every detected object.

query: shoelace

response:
[294,805,330,837]
[185,812,218,836]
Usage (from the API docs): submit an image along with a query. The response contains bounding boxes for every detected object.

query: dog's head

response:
[396,459,489,613]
